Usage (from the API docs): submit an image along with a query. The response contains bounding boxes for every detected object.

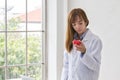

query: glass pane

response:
[28,32,42,63]
[0,68,5,80]
[7,0,26,31]
[0,0,5,31]
[7,66,25,79]
[28,23,42,31]
[0,33,5,66]
[27,0,42,31]
[27,65,42,80]
[7,32,26,65]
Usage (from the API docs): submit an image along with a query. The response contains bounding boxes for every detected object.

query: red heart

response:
[72,39,81,45]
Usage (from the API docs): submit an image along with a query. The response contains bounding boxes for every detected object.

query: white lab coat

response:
[61,30,102,80]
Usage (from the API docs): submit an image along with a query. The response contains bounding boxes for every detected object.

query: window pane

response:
[0,68,5,80]
[7,33,26,65]
[28,32,42,63]
[27,65,42,80]
[28,22,42,31]
[0,33,5,66]
[7,0,26,31]
[27,0,42,31]
[7,66,25,79]
[0,0,5,31]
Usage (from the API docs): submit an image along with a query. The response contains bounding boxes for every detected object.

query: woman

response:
[61,8,102,80]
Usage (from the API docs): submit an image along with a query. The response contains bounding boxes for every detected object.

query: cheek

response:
[73,27,78,31]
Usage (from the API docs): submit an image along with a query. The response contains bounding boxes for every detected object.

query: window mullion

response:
[25,0,28,76]
[5,0,8,79]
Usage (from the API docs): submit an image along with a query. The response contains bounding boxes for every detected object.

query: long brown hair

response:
[65,8,89,53]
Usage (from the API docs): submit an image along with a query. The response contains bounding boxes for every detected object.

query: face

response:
[72,16,87,36]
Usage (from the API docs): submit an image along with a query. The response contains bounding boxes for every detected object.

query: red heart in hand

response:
[72,39,81,45]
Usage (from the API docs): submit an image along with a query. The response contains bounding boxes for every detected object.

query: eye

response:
[72,23,76,26]
[78,22,82,25]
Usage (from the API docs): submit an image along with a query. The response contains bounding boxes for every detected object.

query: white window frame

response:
[42,0,48,80]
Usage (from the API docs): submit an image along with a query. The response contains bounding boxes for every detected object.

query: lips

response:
[72,39,81,45]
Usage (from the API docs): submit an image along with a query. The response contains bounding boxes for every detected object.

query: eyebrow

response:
[72,21,82,23]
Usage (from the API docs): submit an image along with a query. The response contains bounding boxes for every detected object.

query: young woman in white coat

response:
[61,8,102,80]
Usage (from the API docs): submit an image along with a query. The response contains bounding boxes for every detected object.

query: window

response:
[0,0,46,80]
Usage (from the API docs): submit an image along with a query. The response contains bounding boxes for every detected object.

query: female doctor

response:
[61,8,102,80]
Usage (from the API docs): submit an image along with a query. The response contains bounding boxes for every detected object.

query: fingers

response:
[74,42,85,52]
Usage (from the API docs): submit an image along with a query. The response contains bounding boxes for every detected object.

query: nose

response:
[75,24,80,29]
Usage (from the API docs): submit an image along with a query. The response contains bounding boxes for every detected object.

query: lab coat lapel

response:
[82,30,92,43]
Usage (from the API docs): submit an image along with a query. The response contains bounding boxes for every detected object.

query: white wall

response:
[46,0,67,80]
[68,0,120,80]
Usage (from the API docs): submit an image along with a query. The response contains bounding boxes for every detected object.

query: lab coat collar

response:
[82,29,92,42]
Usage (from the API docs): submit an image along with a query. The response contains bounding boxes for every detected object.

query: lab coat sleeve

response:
[61,50,69,80]
[81,38,102,71]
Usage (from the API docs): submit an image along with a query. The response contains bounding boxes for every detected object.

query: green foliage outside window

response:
[0,18,42,80]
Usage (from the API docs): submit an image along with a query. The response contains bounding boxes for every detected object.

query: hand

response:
[74,41,86,54]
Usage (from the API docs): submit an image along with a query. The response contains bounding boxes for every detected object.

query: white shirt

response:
[61,30,102,80]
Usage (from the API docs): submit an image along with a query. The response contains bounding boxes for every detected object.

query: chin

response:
[77,32,82,35]
[78,31,82,33]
